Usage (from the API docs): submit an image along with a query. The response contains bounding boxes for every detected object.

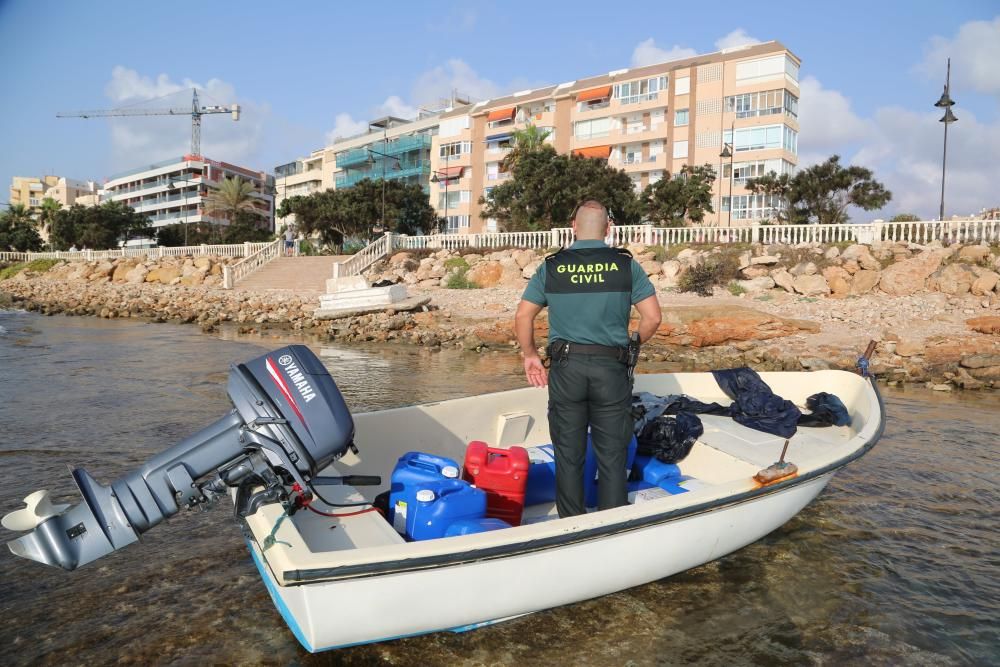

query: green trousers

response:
[547,353,634,518]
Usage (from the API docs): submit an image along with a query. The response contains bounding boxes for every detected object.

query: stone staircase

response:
[235,256,349,292]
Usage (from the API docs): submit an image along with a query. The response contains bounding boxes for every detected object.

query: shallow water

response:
[0,312,996,666]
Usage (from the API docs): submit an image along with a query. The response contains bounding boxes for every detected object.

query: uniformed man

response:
[514,200,662,517]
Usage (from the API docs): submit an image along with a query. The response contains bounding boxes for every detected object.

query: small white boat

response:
[2,346,884,654]
[242,368,884,652]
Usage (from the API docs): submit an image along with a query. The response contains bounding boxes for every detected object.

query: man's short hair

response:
[572,199,611,238]
[571,199,608,224]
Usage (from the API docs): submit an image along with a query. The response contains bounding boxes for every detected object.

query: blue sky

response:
[1,0,998,219]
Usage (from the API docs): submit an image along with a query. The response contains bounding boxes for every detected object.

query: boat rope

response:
[262,509,292,551]
[856,355,870,377]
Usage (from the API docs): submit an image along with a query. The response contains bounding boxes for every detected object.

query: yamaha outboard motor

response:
[2,345,355,571]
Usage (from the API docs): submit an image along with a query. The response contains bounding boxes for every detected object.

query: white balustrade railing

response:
[2,242,272,265]
[222,239,283,289]
[332,234,392,279]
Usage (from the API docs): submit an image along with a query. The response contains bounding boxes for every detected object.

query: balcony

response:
[335,134,433,168]
[335,160,431,188]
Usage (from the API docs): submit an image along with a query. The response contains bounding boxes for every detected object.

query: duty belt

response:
[547,339,629,365]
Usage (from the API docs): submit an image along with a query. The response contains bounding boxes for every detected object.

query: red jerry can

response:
[462,441,529,526]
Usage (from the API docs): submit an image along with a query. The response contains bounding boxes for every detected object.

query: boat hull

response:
[248,472,834,652]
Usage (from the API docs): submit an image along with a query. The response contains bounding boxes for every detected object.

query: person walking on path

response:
[284,225,296,256]
[514,200,662,518]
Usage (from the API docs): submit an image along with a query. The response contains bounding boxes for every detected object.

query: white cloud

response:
[796,76,873,166]
[411,58,503,105]
[631,38,697,67]
[324,113,370,144]
[102,66,266,171]
[918,16,1000,98]
[714,29,761,52]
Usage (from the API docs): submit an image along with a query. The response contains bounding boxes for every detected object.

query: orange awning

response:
[438,166,464,179]
[572,145,612,159]
[576,86,612,102]
[487,107,516,122]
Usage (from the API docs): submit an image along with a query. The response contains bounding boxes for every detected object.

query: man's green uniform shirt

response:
[521,240,655,348]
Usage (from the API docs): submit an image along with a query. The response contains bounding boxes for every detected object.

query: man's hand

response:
[523,353,548,388]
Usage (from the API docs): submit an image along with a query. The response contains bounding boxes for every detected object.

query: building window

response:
[674,109,689,126]
[574,117,611,139]
[675,77,690,95]
[444,215,470,233]
[673,140,688,159]
[487,163,499,180]
[723,159,796,183]
[439,141,472,160]
[649,170,664,185]
[723,124,797,154]
[438,190,470,209]
[725,89,797,119]
[651,110,665,127]
[614,76,668,105]
[649,140,663,158]
[722,194,785,220]
[623,145,642,165]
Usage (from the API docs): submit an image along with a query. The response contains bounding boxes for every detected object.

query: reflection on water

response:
[0,312,996,666]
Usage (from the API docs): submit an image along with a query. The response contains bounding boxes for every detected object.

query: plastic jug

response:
[463,441,529,526]
[404,479,487,541]
[389,451,461,530]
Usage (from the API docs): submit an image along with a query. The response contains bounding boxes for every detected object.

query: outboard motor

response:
[2,345,355,571]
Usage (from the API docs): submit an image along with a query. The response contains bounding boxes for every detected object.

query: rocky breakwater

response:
[0,255,319,333]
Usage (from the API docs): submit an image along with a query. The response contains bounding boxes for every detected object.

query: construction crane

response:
[56,89,240,157]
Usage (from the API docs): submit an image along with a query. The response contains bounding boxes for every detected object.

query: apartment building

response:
[105,155,274,230]
[9,175,99,212]
[274,113,448,229]
[430,40,800,233]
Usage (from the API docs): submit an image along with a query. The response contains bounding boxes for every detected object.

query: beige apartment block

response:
[9,175,101,213]
[430,41,800,233]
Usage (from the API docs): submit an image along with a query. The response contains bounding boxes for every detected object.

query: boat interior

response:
[245,370,882,584]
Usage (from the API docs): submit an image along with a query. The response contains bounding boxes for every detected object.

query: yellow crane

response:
[57,89,240,157]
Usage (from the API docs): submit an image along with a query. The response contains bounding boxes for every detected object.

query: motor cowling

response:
[2,345,354,570]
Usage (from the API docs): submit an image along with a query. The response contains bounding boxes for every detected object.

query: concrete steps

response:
[236,256,348,292]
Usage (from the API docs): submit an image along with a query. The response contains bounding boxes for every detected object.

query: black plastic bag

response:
[797,392,851,427]
[636,412,704,464]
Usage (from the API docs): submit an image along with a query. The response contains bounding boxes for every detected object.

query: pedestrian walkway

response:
[235,256,348,292]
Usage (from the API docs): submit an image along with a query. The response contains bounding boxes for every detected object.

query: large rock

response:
[639,260,662,276]
[751,255,780,266]
[792,274,830,296]
[466,261,503,288]
[125,266,148,284]
[850,270,881,295]
[842,244,881,271]
[957,245,990,264]
[522,259,542,279]
[879,251,943,296]
[513,249,536,269]
[967,316,1000,334]
[971,270,1000,296]
[736,277,776,294]
[498,258,524,287]
[790,261,817,277]
[388,252,413,266]
[960,353,1000,369]
[932,263,976,295]
[652,305,819,348]
[193,256,213,270]
[772,269,795,293]
[661,260,681,279]
[822,266,851,297]
[895,337,923,357]
[112,261,137,282]
[146,266,182,284]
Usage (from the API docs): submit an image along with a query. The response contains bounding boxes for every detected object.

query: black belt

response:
[548,339,628,364]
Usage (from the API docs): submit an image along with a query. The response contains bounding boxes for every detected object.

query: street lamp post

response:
[719,124,735,228]
[430,169,452,235]
[366,146,401,235]
[934,58,958,222]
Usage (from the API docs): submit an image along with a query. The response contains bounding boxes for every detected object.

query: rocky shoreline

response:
[4,242,1000,392]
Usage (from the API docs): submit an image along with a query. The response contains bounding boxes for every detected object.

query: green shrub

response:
[444,268,479,289]
[444,257,469,271]
[678,254,740,296]
[646,244,669,262]
[726,281,746,296]
[0,262,26,281]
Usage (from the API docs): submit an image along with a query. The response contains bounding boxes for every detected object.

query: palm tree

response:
[203,176,261,222]
[38,197,61,238]
[500,124,552,172]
